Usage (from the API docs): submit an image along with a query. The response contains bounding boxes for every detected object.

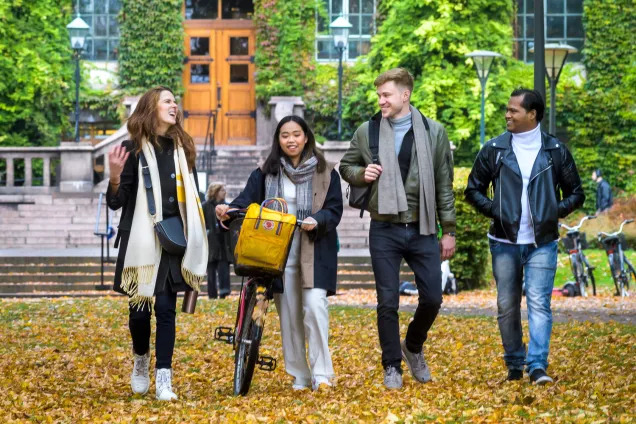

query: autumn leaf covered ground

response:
[1,295,635,423]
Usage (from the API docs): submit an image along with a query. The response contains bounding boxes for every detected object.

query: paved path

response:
[339,303,636,325]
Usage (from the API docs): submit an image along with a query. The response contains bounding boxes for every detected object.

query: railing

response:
[0,148,61,194]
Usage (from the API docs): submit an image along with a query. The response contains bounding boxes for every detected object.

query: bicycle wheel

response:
[233,282,264,396]
[608,254,621,296]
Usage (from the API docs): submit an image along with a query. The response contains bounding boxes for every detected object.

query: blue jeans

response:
[489,239,558,374]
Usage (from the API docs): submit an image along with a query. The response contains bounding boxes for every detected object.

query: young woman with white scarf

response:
[216,116,343,391]
[107,87,208,400]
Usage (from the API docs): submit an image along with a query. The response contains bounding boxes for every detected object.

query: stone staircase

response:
[0,194,120,249]
[0,254,415,297]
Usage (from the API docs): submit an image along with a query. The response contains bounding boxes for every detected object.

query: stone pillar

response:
[59,142,94,193]
[256,96,306,146]
[43,157,51,187]
[6,158,14,187]
[24,157,32,186]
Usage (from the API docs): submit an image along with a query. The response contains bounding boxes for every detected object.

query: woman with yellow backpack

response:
[216,115,343,391]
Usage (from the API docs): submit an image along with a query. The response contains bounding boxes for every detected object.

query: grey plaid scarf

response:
[264,155,318,220]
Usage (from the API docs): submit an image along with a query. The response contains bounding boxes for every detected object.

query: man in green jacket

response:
[339,68,456,389]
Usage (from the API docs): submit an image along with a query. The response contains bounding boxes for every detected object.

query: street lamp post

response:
[530,43,578,135]
[329,16,352,141]
[465,50,503,146]
[66,15,90,143]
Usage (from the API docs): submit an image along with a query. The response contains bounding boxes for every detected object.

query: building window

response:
[79,0,121,61]
[514,0,584,63]
[316,0,375,62]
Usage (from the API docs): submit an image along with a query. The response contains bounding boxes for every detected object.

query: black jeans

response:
[207,260,231,298]
[369,220,442,371]
[129,290,177,369]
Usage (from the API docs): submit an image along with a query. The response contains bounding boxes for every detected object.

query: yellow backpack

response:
[234,199,297,278]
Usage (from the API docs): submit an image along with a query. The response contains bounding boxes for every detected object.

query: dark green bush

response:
[558,0,636,209]
[451,167,491,289]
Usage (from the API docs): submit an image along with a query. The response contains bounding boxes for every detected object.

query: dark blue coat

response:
[229,166,343,296]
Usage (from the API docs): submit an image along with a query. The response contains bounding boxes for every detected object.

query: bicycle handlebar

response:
[221,208,307,228]
[597,219,634,238]
[559,215,597,231]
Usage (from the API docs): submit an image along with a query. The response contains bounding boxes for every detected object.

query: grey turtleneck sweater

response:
[389,112,412,156]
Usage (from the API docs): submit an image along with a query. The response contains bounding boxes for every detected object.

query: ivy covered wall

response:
[0,0,74,147]
[253,0,319,103]
[118,0,185,96]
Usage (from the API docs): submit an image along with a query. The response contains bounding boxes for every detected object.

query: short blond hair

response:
[374,68,414,92]
[206,182,225,202]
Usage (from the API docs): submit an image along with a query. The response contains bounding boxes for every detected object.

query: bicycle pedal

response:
[214,326,235,344]
[258,355,276,371]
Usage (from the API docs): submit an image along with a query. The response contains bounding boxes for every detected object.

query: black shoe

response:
[530,369,553,385]
[507,369,523,381]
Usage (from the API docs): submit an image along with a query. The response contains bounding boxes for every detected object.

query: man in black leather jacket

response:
[465,88,584,385]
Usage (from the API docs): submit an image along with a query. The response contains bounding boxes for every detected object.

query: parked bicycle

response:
[213,200,305,395]
[559,215,597,297]
[598,219,636,297]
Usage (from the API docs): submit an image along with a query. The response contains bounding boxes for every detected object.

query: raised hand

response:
[108,144,130,183]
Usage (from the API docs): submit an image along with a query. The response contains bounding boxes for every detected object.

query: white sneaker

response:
[155,368,178,401]
[312,376,333,391]
[292,377,310,390]
[130,352,150,395]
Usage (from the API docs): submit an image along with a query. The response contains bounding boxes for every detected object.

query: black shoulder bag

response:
[139,152,187,256]
[346,117,380,218]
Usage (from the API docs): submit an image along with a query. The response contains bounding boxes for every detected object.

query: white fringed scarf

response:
[121,138,208,310]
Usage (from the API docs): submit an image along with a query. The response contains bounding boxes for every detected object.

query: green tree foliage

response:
[118,0,184,95]
[451,167,490,288]
[341,0,531,159]
[254,0,319,103]
[559,0,635,207]
[0,0,74,147]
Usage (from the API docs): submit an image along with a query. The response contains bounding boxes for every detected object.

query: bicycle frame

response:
[560,215,596,296]
[598,219,634,297]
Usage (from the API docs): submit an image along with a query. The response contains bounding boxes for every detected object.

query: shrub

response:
[451,167,491,289]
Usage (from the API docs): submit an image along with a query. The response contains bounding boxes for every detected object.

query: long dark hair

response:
[127,86,196,170]
[261,115,327,175]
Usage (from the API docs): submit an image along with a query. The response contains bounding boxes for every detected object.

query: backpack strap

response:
[358,116,380,218]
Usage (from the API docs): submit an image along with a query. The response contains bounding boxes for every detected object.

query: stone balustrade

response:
[0,125,129,195]
[0,148,61,194]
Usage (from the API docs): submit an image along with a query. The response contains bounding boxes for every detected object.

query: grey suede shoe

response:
[401,340,432,383]
[383,366,403,389]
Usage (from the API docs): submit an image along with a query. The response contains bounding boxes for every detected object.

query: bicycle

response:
[213,205,305,396]
[559,215,597,297]
[598,219,636,297]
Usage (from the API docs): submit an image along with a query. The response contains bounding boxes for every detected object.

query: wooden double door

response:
[183,28,256,146]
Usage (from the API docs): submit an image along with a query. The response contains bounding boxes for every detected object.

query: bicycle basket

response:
[561,236,576,251]
[233,199,297,278]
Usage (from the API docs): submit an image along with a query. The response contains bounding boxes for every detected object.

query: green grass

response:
[555,249,636,290]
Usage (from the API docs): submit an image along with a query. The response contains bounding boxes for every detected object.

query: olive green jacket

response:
[339,111,456,234]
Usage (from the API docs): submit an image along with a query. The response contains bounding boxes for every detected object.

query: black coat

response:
[107,138,200,295]
[229,167,343,296]
[465,132,585,245]
[202,199,232,263]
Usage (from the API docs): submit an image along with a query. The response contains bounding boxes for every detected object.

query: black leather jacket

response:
[464,131,585,245]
